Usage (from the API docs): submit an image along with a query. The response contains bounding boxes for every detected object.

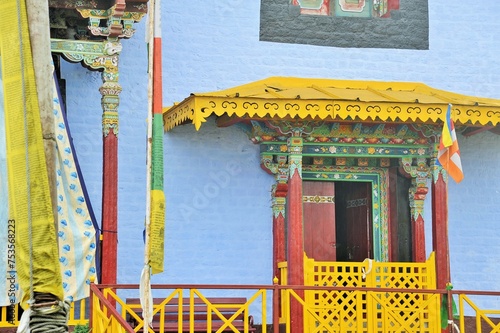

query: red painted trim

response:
[101,132,118,285]
[432,173,450,289]
[153,38,162,115]
[388,0,400,10]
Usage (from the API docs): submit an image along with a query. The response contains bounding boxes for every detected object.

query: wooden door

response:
[335,182,372,262]
[303,181,336,261]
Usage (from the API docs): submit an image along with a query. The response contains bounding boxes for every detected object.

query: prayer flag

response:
[0,0,64,307]
[141,0,165,327]
[437,104,464,183]
[149,0,165,275]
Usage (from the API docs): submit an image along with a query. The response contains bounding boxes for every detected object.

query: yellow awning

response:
[162,77,500,131]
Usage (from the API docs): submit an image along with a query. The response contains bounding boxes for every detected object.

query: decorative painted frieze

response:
[271,184,286,219]
[401,157,430,221]
[261,155,288,199]
[303,195,335,204]
[288,136,303,179]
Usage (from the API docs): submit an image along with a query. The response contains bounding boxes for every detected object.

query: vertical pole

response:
[89,281,95,330]
[26,0,58,221]
[287,136,303,333]
[272,278,280,333]
[446,287,454,333]
[100,72,122,285]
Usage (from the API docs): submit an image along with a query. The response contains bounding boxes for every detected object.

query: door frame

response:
[303,165,389,262]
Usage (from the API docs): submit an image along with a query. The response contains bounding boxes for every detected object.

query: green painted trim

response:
[261,142,431,158]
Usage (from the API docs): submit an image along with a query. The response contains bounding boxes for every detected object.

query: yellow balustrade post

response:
[273,277,280,333]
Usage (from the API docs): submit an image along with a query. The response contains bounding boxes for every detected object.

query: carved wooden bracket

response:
[401,157,430,221]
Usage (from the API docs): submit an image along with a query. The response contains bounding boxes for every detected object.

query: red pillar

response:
[287,136,303,333]
[101,131,118,284]
[431,171,450,289]
[273,186,287,282]
[412,214,426,262]
[99,79,121,285]
[272,186,286,326]
[411,181,428,263]
[273,155,289,282]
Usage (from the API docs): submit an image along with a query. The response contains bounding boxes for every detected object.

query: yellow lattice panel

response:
[304,257,370,333]
[305,257,369,288]
[370,253,435,290]
[303,253,440,333]
[368,291,440,333]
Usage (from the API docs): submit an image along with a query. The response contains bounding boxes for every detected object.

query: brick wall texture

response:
[61,0,500,309]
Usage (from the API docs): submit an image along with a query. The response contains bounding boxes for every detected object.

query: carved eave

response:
[51,39,122,72]
[163,77,500,134]
[49,0,148,70]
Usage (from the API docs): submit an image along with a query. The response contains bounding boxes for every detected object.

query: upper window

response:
[291,0,400,18]
[260,0,428,50]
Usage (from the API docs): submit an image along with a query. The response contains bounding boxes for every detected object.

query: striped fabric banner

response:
[149,0,165,276]
[141,0,165,325]
[52,75,98,302]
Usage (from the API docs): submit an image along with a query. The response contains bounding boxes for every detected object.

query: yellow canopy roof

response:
[162,77,500,131]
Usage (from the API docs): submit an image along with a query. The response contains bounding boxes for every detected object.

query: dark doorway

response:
[335,181,372,262]
[303,181,373,262]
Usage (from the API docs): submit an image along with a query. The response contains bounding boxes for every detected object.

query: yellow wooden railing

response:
[90,284,135,333]
[459,294,500,333]
[0,298,88,328]
[1,276,499,333]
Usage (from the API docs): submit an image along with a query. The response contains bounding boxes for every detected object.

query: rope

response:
[449,319,460,333]
[30,294,70,333]
[362,258,373,280]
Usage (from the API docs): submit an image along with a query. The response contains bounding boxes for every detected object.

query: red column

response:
[431,171,450,289]
[411,183,428,263]
[101,131,118,284]
[272,187,286,326]
[99,80,121,285]
[287,136,303,333]
[273,187,287,282]
[412,214,426,262]
[273,155,289,282]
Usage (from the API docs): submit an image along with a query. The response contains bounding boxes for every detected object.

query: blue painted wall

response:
[61,0,500,309]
